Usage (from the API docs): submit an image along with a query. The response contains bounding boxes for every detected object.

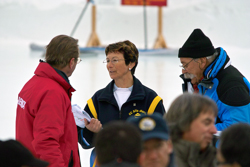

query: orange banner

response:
[121,0,167,6]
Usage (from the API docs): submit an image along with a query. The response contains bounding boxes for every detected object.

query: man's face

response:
[180,57,204,85]
[182,111,217,151]
[140,138,173,167]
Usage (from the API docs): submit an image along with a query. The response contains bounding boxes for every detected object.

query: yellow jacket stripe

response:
[147,96,162,115]
[87,98,98,119]
[88,96,161,167]
[92,158,97,167]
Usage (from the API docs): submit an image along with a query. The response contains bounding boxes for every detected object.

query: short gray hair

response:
[164,93,218,141]
[206,50,219,63]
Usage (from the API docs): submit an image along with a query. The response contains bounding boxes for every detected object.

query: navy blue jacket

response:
[181,47,250,131]
[78,76,166,149]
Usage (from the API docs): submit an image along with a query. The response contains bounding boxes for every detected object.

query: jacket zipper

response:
[103,100,122,119]
[119,109,122,119]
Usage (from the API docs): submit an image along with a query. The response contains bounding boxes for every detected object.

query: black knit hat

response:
[178,29,215,58]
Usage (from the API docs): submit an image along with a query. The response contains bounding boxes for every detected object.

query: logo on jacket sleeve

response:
[18,97,26,109]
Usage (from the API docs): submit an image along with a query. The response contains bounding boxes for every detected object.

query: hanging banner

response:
[121,0,167,6]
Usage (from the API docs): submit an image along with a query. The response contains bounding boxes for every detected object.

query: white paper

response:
[214,131,222,137]
[72,104,92,128]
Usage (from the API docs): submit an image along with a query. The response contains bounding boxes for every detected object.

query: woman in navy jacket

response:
[76,40,166,167]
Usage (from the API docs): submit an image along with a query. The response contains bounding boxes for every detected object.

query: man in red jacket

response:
[16,35,81,167]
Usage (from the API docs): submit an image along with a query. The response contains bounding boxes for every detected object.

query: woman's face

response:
[105,52,134,81]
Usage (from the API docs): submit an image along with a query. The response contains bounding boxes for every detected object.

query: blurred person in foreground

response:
[127,113,175,167]
[164,93,217,167]
[0,139,49,167]
[74,40,165,167]
[16,35,81,167]
[217,123,250,167]
[178,28,250,132]
[94,121,142,167]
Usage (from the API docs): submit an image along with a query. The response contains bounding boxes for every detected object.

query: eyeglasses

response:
[103,58,125,65]
[179,59,194,70]
[77,57,82,64]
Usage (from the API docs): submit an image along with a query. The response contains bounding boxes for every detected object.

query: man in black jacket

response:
[178,28,250,132]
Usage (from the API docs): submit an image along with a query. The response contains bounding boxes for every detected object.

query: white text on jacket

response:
[18,97,26,109]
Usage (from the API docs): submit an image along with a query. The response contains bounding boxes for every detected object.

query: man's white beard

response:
[184,73,196,79]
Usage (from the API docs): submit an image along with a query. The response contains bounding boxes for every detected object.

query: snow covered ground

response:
[0,0,250,166]
[1,0,250,48]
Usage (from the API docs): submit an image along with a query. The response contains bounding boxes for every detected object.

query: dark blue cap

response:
[127,113,169,141]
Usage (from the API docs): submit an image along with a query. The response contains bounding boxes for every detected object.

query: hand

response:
[84,118,102,133]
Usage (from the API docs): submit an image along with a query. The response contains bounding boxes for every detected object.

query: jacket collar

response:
[53,67,70,84]
[199,47,230,89]
[173,139,215,160]
[180,73,191,83]
[98,76,145,103]
[174,139,201,159]
[35,61,75,94]
[204,47,230,79]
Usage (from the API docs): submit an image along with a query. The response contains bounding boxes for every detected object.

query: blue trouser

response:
[90,148,98,167]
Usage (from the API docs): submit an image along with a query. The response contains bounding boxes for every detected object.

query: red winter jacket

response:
[16,62,80,167]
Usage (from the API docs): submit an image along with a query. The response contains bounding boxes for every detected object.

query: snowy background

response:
[1,0,250,166]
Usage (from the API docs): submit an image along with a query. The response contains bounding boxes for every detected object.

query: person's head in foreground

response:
[45,34,80,77]
[94,121,142,167]
[217,123,250,167]
[0,139,49,167]
[127,113,174,167]
[104,40,138,86]
[164,92,218,151]
[178,28,218,85]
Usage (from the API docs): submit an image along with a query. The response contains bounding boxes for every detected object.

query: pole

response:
[158,7,162,34]
[143,0,148,50]
[153,6,167,49]
[70,0,90,37]
[86,4,101,47]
